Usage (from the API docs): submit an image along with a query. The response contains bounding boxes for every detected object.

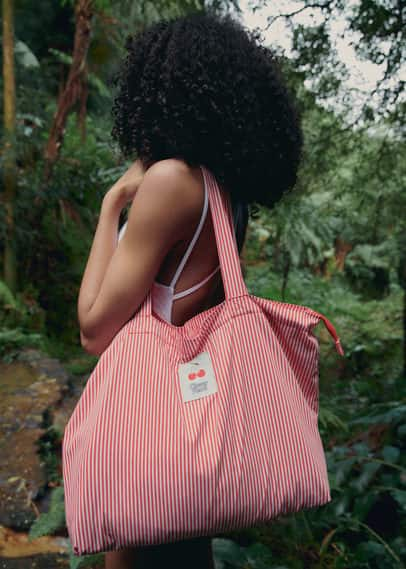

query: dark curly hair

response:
[110,9,303,219]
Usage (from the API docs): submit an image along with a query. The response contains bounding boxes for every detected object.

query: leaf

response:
[244,542,275,568]
[88,73,111,98]
[397,424,406,439]
[7,476,21,483]
[351,442,371,457]
[28,486,65,539]
[320,528,338,556]
[319,407,348,431]
[15,40,40,68]
[356,540,387,560]
[334,493,351,517]
[381,446,400,463]
[351,461,381,492]
[334,457,358,486]
[48,47,73,66]
[353,492,379,520]
[390,489,406,512]
[212,538,247,569]
[16,112,44,127]
[350,405,406,426]
[0,280,19,309]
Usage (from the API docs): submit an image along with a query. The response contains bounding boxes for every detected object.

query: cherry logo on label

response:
[188,368,206,380]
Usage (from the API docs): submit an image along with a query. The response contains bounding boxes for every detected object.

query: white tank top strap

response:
[172,264,220,300]
[169,170,209,289]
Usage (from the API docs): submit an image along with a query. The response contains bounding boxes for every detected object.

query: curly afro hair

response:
[110,9,303,214]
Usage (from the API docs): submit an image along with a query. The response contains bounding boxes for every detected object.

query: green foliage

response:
[321,399,406,568]
[64,354,99,375]
[212,538,278,569]
[0,279,47,361]
[246,263,403,390]
[12,113,120,345]
[0,328,44,362]
[36,425,64,484]
[318,406,349,433]
[48,47,111,98]
[0,279,20,314]
[345,242,394,298]
[267,193,337,269]
[0,279,46,329]
[67,548,106,569]
[28,485,66,539]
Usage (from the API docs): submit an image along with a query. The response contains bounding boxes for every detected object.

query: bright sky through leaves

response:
[237,0,405,119]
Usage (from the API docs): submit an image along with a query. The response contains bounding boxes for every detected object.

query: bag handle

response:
[139,164,249,318]
[200,165,249,300]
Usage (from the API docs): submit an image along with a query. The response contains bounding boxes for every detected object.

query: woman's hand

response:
[107,158,148,209]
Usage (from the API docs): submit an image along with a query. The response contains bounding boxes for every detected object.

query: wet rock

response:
[0,349,107,568]
[0,349,71,530]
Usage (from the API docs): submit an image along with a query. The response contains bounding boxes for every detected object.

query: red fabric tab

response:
[315,312,345,356]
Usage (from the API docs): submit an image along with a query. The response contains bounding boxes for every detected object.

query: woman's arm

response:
[77,189,124,347]
[77,159,198,356]
[78,158,148,331]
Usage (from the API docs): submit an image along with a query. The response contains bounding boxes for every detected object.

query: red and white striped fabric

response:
[62,164,344,556]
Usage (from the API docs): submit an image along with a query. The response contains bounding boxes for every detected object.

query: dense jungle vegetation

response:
[1,0,405,568]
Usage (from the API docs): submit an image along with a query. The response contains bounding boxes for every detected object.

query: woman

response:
[77,8,303,569]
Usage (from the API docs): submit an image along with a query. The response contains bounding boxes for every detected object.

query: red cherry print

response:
[197,369,206,377]
[188,372,196,380]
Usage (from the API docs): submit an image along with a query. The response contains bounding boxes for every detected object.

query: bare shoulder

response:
[140,157,205,223]
[144,158,202,193]
[125,158,205,244]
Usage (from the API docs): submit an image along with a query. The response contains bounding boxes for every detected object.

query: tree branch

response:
[264,1,335,32]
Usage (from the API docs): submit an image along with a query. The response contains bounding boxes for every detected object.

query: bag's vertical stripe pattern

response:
[62,165,341,555]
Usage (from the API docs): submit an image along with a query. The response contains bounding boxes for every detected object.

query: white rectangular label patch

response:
[178,350,218,403]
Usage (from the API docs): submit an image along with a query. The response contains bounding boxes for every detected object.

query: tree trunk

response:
[42,0,93,184]
[334,236,352,272]
[2,0,17,293]
[77,68,89,143]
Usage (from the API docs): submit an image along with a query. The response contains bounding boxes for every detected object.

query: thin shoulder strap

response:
[172,264,220,300]
[169,172,209,288]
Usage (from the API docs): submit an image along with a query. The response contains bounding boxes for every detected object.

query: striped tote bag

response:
[62,164,344,556]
